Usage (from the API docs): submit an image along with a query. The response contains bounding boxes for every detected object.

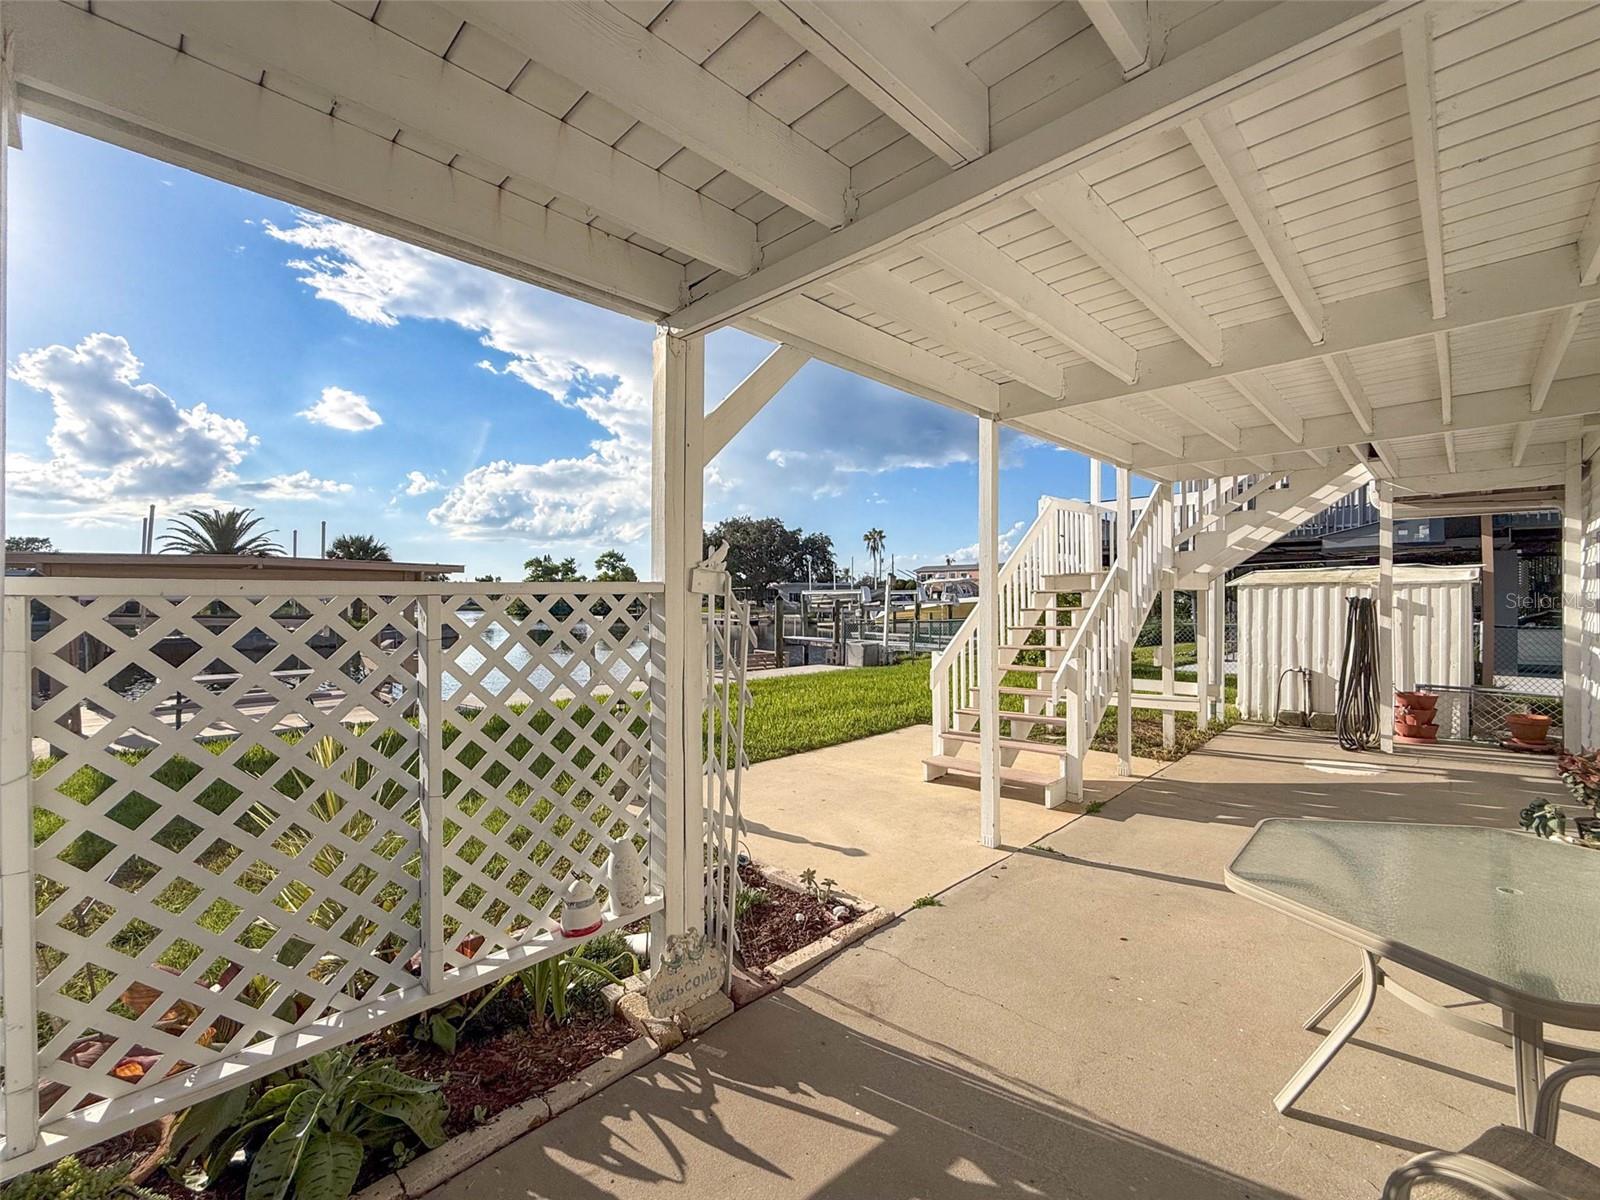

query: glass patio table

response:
[1224,819,1600,1130]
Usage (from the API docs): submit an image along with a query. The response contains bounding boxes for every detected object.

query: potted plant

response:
[1507,711,1552,745]
[1556,749,1600,846]
[1394,690,1439,743]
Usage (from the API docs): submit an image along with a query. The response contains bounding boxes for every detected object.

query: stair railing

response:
[929,497,1099,755]
[1053,485,1173,796]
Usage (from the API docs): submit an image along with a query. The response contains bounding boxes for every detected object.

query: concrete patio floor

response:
[433,726,1600,1200]
[737,723,1163,911]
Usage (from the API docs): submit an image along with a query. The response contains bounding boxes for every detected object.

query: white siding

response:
[1236,566,1477,723]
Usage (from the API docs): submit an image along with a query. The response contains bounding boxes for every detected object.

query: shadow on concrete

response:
[740,816,868,857]
[479,992,1306,1200]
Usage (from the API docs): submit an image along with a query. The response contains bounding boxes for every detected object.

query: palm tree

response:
[862,528,886,585]
[326,532,392,561]
[161,508,282,555]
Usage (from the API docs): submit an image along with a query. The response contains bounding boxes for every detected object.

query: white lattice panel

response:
[430,590,654,967]
[0,580,665,1169]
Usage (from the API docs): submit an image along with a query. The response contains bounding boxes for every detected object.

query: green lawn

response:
[742,657,931,764]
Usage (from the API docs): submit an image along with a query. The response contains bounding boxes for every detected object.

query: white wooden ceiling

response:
[9,1,1600,492]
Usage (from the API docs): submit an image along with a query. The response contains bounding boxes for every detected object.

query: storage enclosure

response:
[1235,566,1478,725]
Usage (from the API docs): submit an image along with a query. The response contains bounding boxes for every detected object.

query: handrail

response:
[1051,484,1171,726]
[929,496,1099,754]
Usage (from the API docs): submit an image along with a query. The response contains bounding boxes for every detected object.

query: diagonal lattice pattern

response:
[6,582,662,1138]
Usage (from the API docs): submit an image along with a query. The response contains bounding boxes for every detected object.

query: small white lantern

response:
[559,874,604,938]
[604,837,647,916]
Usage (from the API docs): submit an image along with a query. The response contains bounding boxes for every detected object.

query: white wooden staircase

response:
[925,458,1368,807]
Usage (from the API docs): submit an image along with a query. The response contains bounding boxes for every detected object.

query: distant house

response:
[915,561,978,602]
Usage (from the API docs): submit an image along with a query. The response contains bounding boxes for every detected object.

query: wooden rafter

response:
[1401,14,1447,320]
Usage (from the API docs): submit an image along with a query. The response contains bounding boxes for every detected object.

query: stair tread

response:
[956,707,1070,728]
[998,685,1053,697]
[940,730,1070,756]
[1000,643,1069,653]
[922,754,1057,788]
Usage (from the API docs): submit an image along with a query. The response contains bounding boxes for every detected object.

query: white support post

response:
[1116,466,1132,776]
[1210,577,1226,716]
[1195,585,1212,726]
[0,33,31,1163]
[1563,443,1583,751]
[650,329,706,936]
[977,418,1002,848]
[1160,572,1176,749]
[416,594,446,994]
[1,599,38,1159]
[1089,456,1103,506]
[1377,480,1395,754]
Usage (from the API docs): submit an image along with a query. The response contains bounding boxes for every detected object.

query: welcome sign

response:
[644,929,727,1018]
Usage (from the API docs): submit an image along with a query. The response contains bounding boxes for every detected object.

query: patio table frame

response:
[1224,820,1600,1131]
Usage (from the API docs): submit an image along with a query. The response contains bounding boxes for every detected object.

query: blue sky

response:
[7,120,1107,580]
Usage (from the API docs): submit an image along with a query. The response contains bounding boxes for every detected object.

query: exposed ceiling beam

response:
[1512,421,1535,467]
[1371,440,1401,479]
[1580,191,1600,286]
[1434,332,1452,426]
[1400,14,1446,319]
[1232,374,1303,443]
[1184,108,1324,343]
[1398,446,1567,481]
[1081,1,1153,78]
[917,225,1138,383]
[1324,353,1373,435]
[703,345,810,463]
[6,1,683,316]
[830,264,1065,397]
[115,0,759,276]
[1304,446,1331,467]
[1118,375,1600,470]
[1027,174,1224,365]
[1531,304,1586,412]
[1004,247,1600,418]
[751,1,988,166]
[752,297,995,413]
[452,1,850,228]
[1149,387,1241,450]
[670,2,1402,334]
[1443,431,1457,473]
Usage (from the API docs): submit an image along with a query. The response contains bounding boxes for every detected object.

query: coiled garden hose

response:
[1336,596,1381,752]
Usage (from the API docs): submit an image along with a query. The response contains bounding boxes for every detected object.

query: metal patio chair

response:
[1383,1060,1600,1199]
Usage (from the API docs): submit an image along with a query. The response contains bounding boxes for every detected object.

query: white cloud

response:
[239,470,354,501]
[404,470,444,495]
[936,519,1028,565]
[299,385,382,431]
[266,213,653,545]
[7,332,255,506]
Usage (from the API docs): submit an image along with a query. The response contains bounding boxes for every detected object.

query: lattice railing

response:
[0,579,670,1172]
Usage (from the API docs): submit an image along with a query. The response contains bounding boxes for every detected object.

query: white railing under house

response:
[1053,486,1173,798]
[0,576,737,1176]
[929,497,1100,756]
[700,574,751,990]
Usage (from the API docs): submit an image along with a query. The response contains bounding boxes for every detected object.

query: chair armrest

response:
[1383,1150,1567,1200]
[1534,1058,1600,1142]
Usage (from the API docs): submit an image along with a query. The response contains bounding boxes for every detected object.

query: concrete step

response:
[957,707,1070,729]
[940,729,1070,756]
[922,753,1059,792]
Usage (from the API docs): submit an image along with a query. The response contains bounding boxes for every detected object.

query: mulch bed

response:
[392,1011,636,1137]
[735,862,859,972]
[87,1007,635,1198]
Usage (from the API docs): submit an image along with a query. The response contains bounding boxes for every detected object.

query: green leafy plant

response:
[797,867,837,905]
[910,895,943,909]
[734,886,770,920]
[0,1156,155,1200]
[522,941,636,1028]
[169,1049,445,1200]
[1520,800,1567,840]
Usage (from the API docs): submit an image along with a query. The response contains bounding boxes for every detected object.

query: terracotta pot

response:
[1507,713,1552,744]
[1395,691,1438,712]
[1396,714,1436,733]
